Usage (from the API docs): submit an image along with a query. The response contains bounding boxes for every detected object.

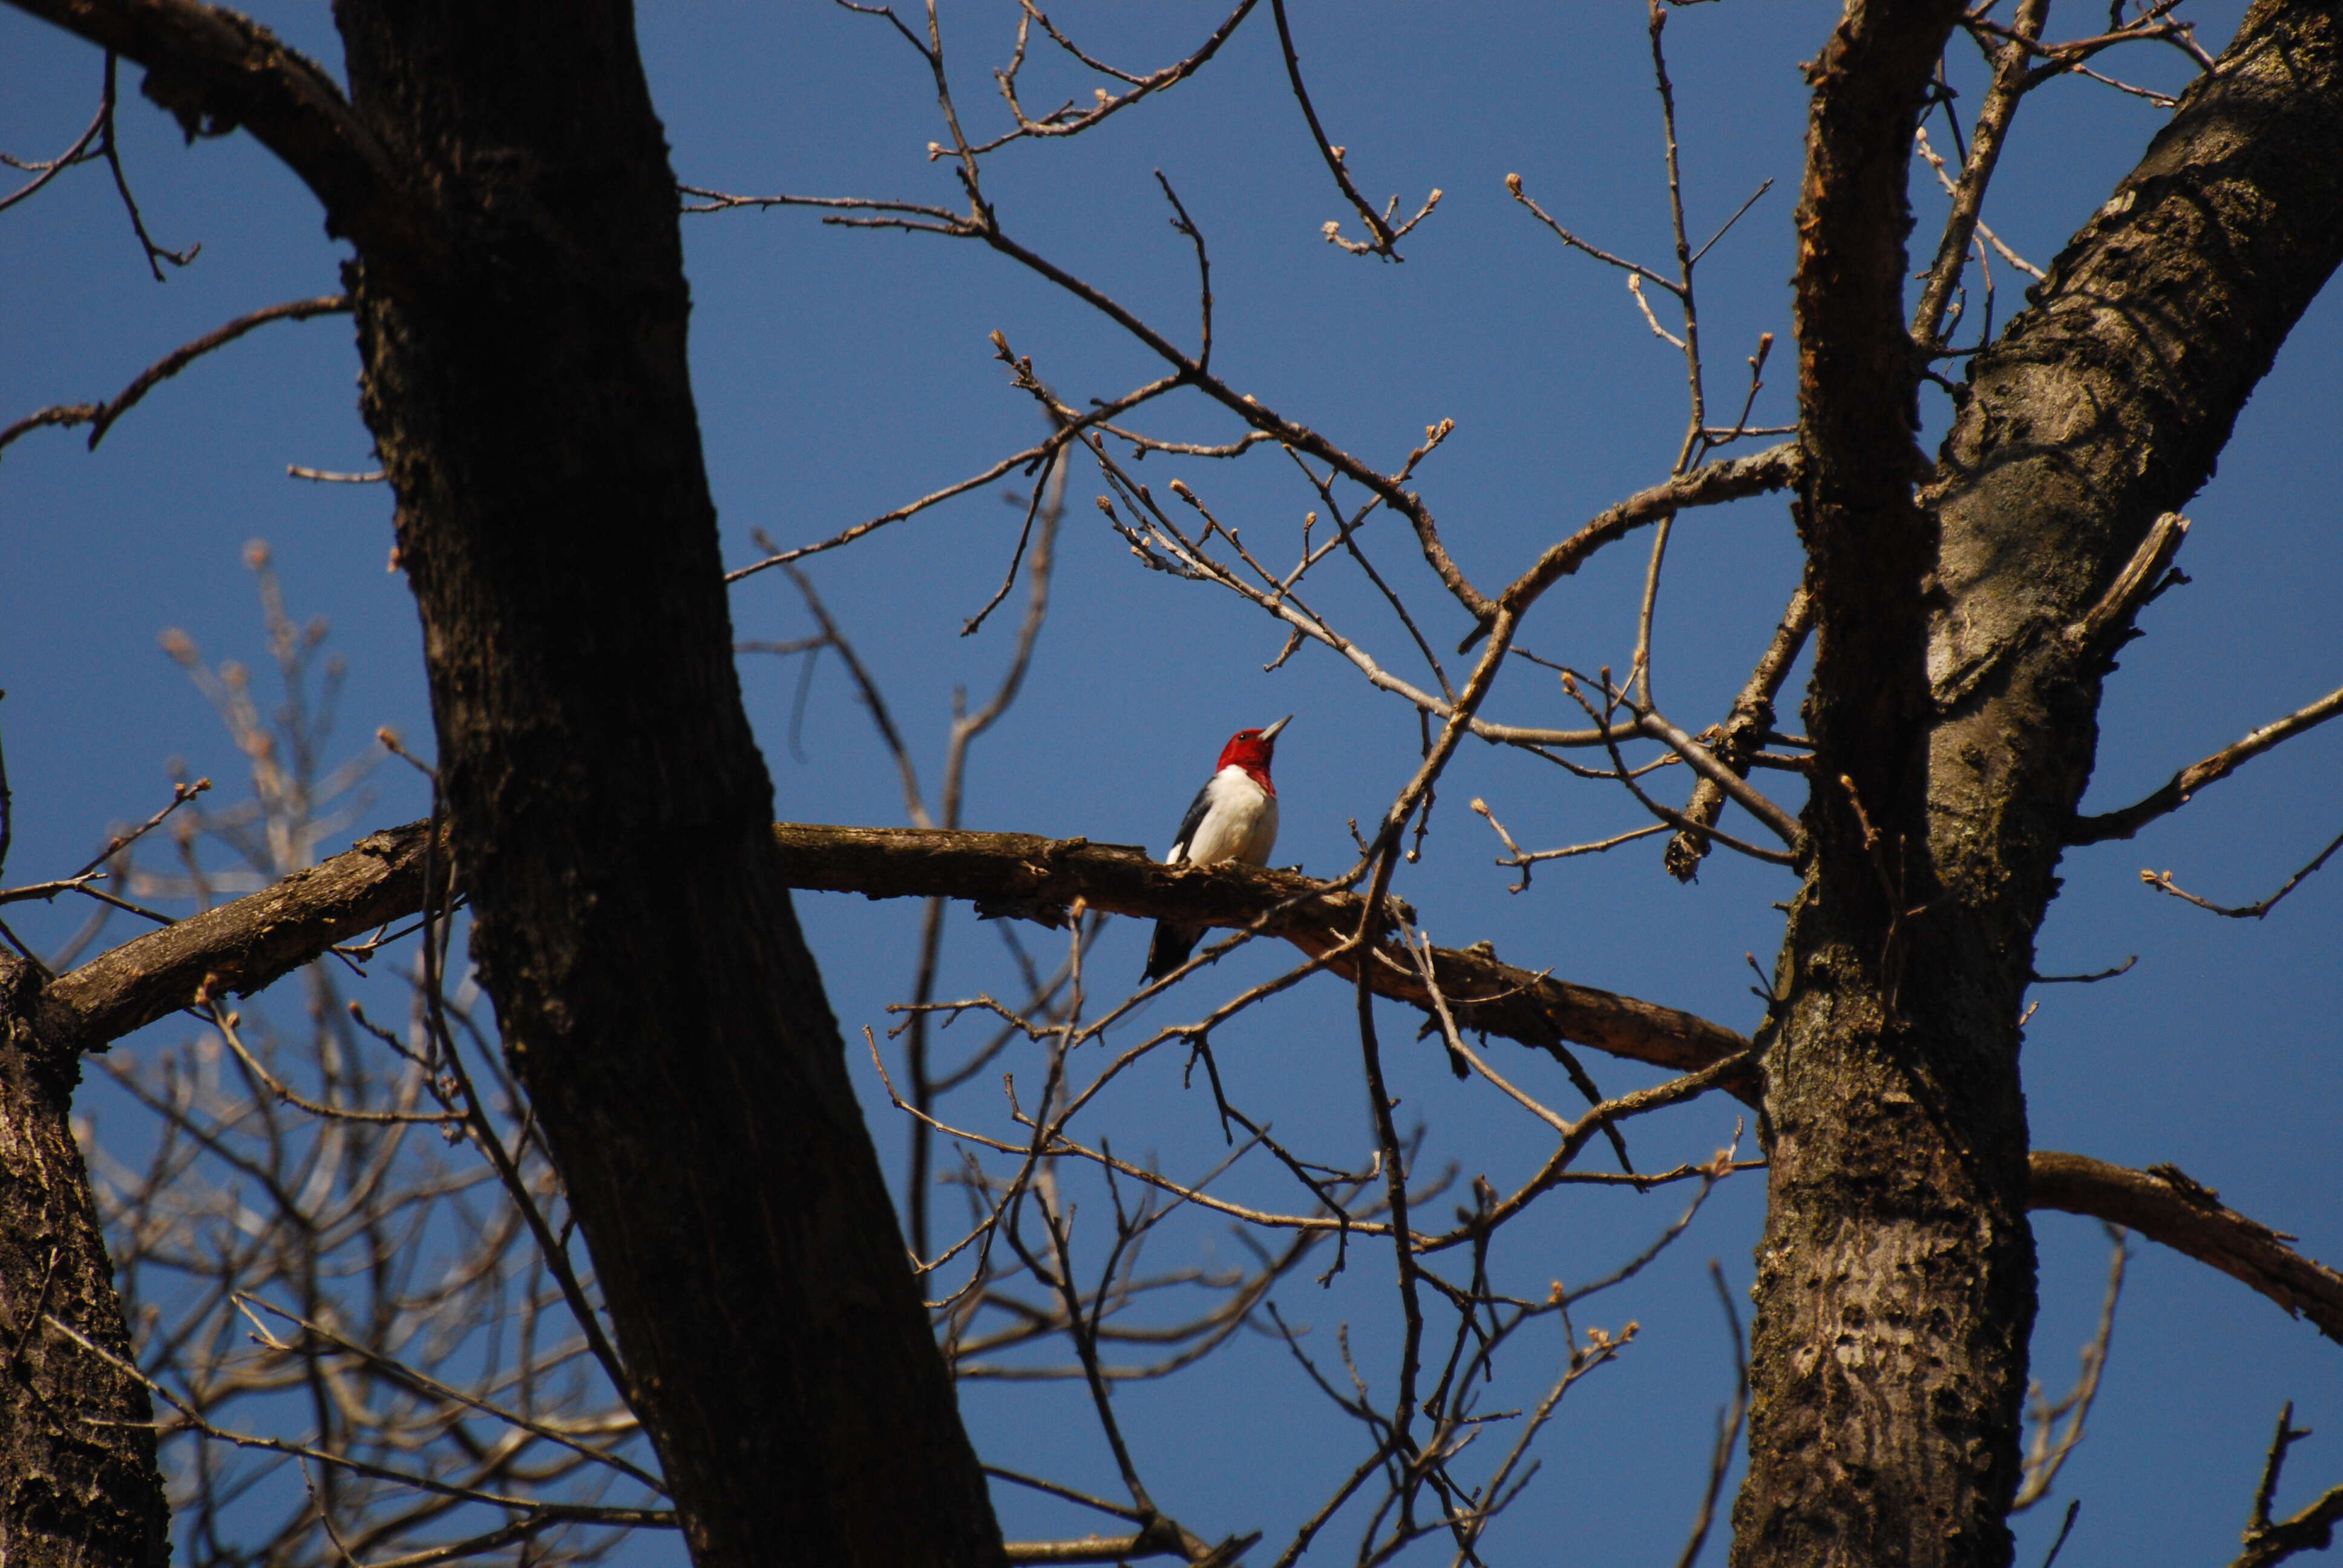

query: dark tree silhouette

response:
[5,2,2343,1567]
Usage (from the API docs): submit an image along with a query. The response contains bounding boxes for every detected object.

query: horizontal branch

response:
[1003,1538,1161,1565]
[42,820,2343,1348]
[764,823,1755,1081]
[1003,1532,1244,1566]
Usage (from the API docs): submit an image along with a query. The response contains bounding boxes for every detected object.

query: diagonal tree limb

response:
[5,0,413,252]
[1666,585,1811,880]
[2069,678,2343,844]
[0,293,350,458]
[2030,1154,2343,1350]
[41,818,448,1054]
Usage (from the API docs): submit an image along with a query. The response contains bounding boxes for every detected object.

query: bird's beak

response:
[1259,714,1292,744]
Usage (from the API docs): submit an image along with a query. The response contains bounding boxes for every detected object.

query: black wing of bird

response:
[1144,778,1221,982]
[1165,777,1216,864]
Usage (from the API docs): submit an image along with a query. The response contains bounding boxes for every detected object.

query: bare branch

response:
[1668,1262,1749,1568]
[0,65,106,215]
[721,371,1180,580]
[2013,1227,2125,1511]
[2230,1402,2343,1568]
[1493,441,1802,641]
[980,0,1260,155]
[1,294,350,458]
[1473,797,1666,893]
[780,564,934,829]
[2073,675,2343,843]
[2062,509,2189,657]
[1631,704,1804,849]
[1269,0,1438,259]
[6,0,411,252]
[1667,584,1810,880]
[2031,1154,2343,1348]
[1505,171,1682,296]
[2139,827,2343,921]
[1913,0,2051,349]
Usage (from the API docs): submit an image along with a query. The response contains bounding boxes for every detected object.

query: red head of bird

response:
[1216,714,1290,792]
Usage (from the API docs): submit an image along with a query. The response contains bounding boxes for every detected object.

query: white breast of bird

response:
[1180,766,1280,867]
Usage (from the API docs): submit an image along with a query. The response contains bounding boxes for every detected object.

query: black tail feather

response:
[1142,920,1201,983]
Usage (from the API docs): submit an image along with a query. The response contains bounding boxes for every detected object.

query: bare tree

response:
[78,555,663,1568]
[5,2,2343,1567]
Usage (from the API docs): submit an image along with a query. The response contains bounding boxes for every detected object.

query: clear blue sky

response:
[4,3,2337,1563]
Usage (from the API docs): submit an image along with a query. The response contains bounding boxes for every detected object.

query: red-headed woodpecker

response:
[1142,716,1291,983]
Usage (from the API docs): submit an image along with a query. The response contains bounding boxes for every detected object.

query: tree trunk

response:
[324,4,1004,1563]
[0,955,169,1568]
[1734,4,2343,1565]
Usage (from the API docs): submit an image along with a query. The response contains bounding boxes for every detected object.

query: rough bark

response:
[0,955,168,1568]
[1915,0,2343,1500]
[1741,2,2008,1564]
[1738,4,2343,1566]
[314,4,1005,1564]
[6,1,1006,1562]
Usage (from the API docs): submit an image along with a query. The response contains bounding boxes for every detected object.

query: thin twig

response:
[1,296,349,458]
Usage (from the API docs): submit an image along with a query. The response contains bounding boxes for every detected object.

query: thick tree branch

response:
[2030,1154,2343,1350]
[1746,5,1986,1562]
[1794,0,1963,862]
[42,817,2343,1361]
[40,818,444,1054]
[5,0,410,250]
[779,825,1754,1078]
[44,818,1749,1084]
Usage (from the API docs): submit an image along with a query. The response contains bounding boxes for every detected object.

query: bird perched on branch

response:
[1142,716,1290,984]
